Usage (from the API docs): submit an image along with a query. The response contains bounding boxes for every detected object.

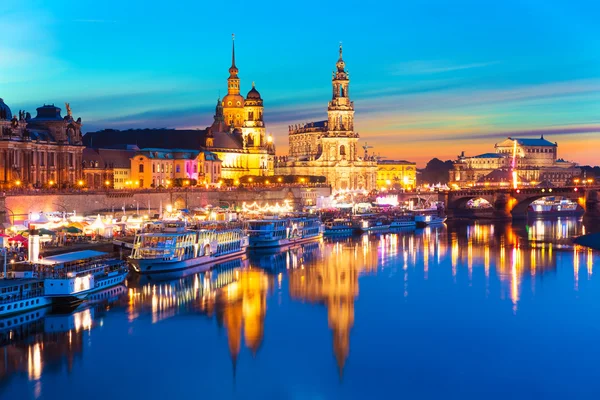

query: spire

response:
[228,34,239,79]
[231,33,236,68]
[335,42,346,73]
[339,42,343,60]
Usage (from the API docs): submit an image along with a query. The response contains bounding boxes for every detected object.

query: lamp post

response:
[1,247,6,279]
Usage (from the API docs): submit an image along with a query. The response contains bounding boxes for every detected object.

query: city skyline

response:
[2,0,599,166]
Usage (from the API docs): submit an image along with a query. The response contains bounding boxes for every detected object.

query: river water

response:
[2,218,600,399]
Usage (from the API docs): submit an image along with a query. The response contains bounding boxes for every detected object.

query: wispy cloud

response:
[392,60,499,76]
[73,19,118,23]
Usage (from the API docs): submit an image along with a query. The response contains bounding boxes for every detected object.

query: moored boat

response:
[324,219,354,236]
[353,217,391,233]
[390,214,416,229]
[0,279,51,317]
[129,221,248,274]
[245,215,323,250]
[13,250,129,304]
[414,214,447,228]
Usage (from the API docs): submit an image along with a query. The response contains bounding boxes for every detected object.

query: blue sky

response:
[1,0,599,165]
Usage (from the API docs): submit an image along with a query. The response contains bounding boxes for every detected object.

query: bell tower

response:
[322,44,358,165]
[222,34,245,128]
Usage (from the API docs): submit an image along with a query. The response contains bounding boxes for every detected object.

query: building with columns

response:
[0,99,84,188]
[275,46,378,191]
[450,136,581,188]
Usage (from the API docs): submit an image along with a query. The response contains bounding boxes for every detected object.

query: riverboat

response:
[353,216,391,233]
[324,219,354,236]
[390,215,416,229]
[0,279,51,317]
[245,216,323,249]
[12,250,129,304]
[414,214,447,228]
[129,221,248,274]
[528,198,583,218]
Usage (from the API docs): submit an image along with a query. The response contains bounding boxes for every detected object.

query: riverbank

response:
[573,232,600,251]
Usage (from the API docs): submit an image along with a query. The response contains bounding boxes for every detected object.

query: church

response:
[274,45,378,191]
[83,36,275,184]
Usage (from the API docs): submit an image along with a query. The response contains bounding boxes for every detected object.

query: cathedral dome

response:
[0,98,12,120]
[246,83,262,100]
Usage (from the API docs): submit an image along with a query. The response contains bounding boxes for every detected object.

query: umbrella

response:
[9,234,27,243]
[68,222,85,229]
[37,228,56,236]
[59,226,82,234]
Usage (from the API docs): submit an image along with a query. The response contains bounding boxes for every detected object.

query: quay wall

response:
[0,186,331,222]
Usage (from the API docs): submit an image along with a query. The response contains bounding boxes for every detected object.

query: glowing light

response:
[48,180,54,186]
[242,200,293,214]
[15,180,21,186]
[166,204,173,213]
[105,180,110,186]
[78,180,84,186]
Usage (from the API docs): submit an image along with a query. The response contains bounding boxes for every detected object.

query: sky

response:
[1,0,599,166]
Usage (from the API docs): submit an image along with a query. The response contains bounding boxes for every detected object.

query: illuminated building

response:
[83,36,276,182]
[450,136,580,188]
[83,147,136,189]
[0,100,84,187]
[376,160,417,190]
[129,148,222,188]
[275,45,378,191]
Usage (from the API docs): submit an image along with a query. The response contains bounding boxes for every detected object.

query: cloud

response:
[392,60,499,76]
[73,19,118,23]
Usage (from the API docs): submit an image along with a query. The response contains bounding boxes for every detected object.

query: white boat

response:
[354,217,390,233]
[390,215,416,228]
[129,221,248,274]
[0,278,51,317]
[414,214,447,228]
[13,250,129,304]
[245,216,323,249]
[324,219,354,236]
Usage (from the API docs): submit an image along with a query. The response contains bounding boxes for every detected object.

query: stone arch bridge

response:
[396,186,600,220]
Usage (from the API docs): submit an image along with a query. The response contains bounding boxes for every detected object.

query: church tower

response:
[222,34,245,129]
[322,44,358,164]
[242,82,265,147]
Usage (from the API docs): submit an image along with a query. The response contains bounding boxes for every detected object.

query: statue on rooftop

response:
[65,102,72,118]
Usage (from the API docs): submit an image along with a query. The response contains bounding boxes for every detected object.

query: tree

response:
[419,158,454,184]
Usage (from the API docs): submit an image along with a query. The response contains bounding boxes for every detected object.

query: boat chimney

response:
[28,228,40,263]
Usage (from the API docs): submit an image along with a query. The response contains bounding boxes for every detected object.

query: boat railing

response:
[0,288,44,304]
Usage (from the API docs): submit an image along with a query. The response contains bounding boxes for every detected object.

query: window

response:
[340,145,346,156]
[176,165,180,173]
[248,111,254,121]
[152,164,155,173]
[139,164,144,173]
[193,165,197,173]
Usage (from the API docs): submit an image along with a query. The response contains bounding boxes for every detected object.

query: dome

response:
[0,98,12,120]
[246,83,262,100]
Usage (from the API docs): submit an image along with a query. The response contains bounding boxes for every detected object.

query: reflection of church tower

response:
[217,269,271,377]
[322,44,358,165]
[288,241,377,377]
[222,34,245,129]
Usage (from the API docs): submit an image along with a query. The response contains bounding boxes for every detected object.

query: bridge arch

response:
[511,194,584,219]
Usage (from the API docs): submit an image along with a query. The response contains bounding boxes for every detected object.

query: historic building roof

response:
[472,153,505,159]
[500,136,557,147]
[246,83,262,100]
[83,147,136,169]
[478,169,526,183]
[0,98,11,120]
[30,104,63,121]
[83,128,206,149]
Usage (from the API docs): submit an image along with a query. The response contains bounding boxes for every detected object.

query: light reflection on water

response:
[2,218,600,399]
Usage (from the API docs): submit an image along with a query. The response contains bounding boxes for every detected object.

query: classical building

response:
[0,99,84,187]
[129,148,222,188]
[83,36,275,182]
[376,160,417,190]
[450,136,581,188]
[83,146,136,189]
[275,45,378,191]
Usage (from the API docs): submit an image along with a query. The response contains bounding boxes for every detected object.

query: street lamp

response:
[49,180,54,187]
[105,180,110,187]
[78,180,84,187]
[15,180,21,187]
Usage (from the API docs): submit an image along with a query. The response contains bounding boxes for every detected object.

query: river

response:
[2,218,599,399]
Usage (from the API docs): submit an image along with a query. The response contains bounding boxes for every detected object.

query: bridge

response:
[394,186,600,220]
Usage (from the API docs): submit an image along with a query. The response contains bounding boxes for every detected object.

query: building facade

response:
[450,136,580,187]
[275,46,378,191]
[0,99,84,188]
[83,36,275,182]
[129,148,222,188]
[83,147,136,189]
[376,160,417,190]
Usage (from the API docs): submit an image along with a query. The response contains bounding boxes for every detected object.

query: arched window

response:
[340,145,346,156]
[176,165,180,173]
[248,111,254,121]
[139,164,144,173]
[340,85,344,97]
[339,115,343,129]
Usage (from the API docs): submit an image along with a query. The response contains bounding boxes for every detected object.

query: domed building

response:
[0,98,12,121]
[0,100,84,187]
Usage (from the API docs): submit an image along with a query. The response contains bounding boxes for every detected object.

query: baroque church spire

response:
[229,33,238,79]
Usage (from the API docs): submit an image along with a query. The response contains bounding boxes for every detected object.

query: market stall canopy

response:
[59,226,82,234]
[9,234,27,243]
[88,215,106,230]
[37,228,56,236]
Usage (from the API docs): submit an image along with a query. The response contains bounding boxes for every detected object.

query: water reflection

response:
[2,218,599,398]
